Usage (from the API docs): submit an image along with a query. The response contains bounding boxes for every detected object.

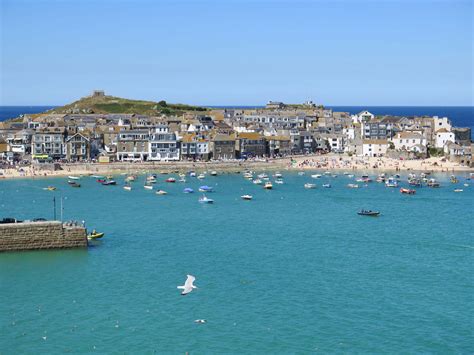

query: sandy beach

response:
[0,155,472,180]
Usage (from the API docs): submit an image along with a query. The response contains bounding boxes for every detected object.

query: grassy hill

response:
[46,94,209,116]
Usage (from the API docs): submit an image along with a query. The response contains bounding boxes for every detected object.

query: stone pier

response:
[0,221,87,252]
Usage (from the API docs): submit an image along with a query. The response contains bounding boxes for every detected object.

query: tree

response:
[158,100,167,107]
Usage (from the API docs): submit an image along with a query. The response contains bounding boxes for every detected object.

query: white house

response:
[352,110,375,123]
[392,132,426,152]
[362,139,388,157]
[148,126,180,161]
[433,116,452,132]
[435,128,455,149]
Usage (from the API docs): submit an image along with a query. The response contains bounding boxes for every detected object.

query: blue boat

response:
[183,188,194,193]
[198,185,213,192]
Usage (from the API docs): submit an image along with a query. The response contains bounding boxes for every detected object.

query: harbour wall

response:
[0,221,87,252]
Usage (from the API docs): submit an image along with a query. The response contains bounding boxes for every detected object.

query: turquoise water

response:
[1,172,473,353]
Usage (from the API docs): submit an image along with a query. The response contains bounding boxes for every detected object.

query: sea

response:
[0,172,473,353]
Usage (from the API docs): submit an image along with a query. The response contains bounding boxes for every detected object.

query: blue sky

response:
[1,0,472,106]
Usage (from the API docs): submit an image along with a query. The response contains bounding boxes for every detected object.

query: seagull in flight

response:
[177,275,197,295]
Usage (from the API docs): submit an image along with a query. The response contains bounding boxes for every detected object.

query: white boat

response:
[322,183,331,188]
[197,174,205,179]
[298,172,305,176]
[347,184,359,188]
[144,185,153,190]
[263,182,273,189]
[123,185,132,191]
[189,172,197,177]
[274,172,283,178]
[324,171,331,175]
[464,183,469,187]
[348,174,355,178]
[304,183,316,189]
[274,179,284,184]
[454,189,463,193]
[311,174,322,179]
[241,194,253,200]
[385,178,398,188]
[258,173,268,179]
[68,176,80,180]
[199,195,214,204]
[179,178,186,183]
[210,171,218,176]
[243,172,253,179]
[253,179,263,185]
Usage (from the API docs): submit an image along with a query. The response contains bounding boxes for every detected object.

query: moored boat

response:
[322,183,331,188]
[253,179,263,185]
[68,181,81,188]
[427,178,440,188]
[311,174,322,179]
[102,180,116,186]
[87,231,104,240]
[123,185,132,191]
[144,185,153,190]
[241,194,253,200]
[263,182,273,189]
[400,188,416,195]
[274,179,284,184]
[199,185,213,192]
[304,183,316,189]
[199,195,214,204]
[210,171,218,176]
[454,189,463,193]
[68,176,80,180]
[357,210,380,216]
[385,177,398,188]
[183,187,194,193]
[156,190,167,195]
[165,177,176,183]
[347,184,359,188]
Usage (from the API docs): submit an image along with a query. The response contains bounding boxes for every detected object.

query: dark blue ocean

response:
[1,106,472,139]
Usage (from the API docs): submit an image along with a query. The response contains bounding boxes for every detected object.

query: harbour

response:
[1,171,472,352]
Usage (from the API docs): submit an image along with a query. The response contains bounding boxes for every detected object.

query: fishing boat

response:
[347,184,359,189]
[304,183,316,189]
[400,188,416,195]
[263,182,273,189]
[241,194,253,200]
[357,210,380,217]
[199,185,213,192]
[183,187,194,193]
[156,190,167,195]
[322,183,331,188]
[102,180,116,186]
[44,186,57,191]
[199,195,214,204]
[385,177,398,188]
[87,231,104,240]
[311,174,322,179]
[454,189,463,193]
[427,178,440,188]
[68,181,81,188]
[253,179,263,185]
[210,171,218,176]
[165,177,176,183]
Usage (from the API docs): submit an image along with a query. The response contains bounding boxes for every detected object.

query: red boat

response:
[165,178,176,183]
[97,179,106,183]
[400,188,416,195]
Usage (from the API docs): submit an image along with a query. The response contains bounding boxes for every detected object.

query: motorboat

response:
[123,185,132,191]
[189,171,197,177]
[91,175,105,179]
[96,179,106,183]
[183,187,194,193]
[454,189,463,193]
[125,175,136,182]
[357,210,380,216]
[199,185,213,192]
[347,184,359,188]
[311,174,322,179]
[274,179,284,184]
[197,174,206,179]
[210,171,218,176]
[199,195,214,204]
[408,178,422,187]
[263,182,273,189]
[156,190,167,195]
[304,183,316,189]
[243,172,253,179]
[322,184,331,188]
[274,172,283,178]
[87,231,104,240]
[400,188,416,195]
[44,186,57,191]
[241,195,253,200]
[356,175,372,183]
[298,172,305,176]
[68,176,80,180]
[102,180,116,186]
[144,185,153,190]
[179,177,186,183]
[427,178,440,188]
[385,177,398,188]
[68,181,81,188]
[165,177,176,183]
[253,179,263,185]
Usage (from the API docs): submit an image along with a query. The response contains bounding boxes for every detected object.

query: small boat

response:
[304,183,316,189]
[123,185,132,191]
[165,178,176,183]
[125,175,136,182]
[357,210,380,217]
[464,183,469,187]
[178,178,186,183]
[91,175,105,179]
[400,188,416,195]
[322,184,331,188]
[210,171,218,176]
[197,174,206,180]
[156,190,167,195]
[253,179,263,185]
[274,172,283,178]
[408,178,422,187]
[241,194,253,200]
[385,178,398,188]
[44,186,56,191]
[454,189,463,193]
[324,171,331,175]
[68,176,80,180]
[311,174,322,179]
[347,184,359,189]
[189,171,197,177]
[356,175,372,183]
[146,177,157,184]
[298,172,305,176]
[199,195,214,204]
[263,182,273,189]
[183,187,194,193]
[102,180,116,186]
[243,172,253,179]
[450,175,459,184]
[427,178,440,188]
[258,173,268,179]
[87,232,104,240]
[199,185,213,192]
[347,174,355,178]
[274,179,284,184]
[144,185,153,190]
[96,179,106,183]
[68,181,81,188]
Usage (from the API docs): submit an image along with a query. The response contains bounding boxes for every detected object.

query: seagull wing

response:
[184,275,196,288]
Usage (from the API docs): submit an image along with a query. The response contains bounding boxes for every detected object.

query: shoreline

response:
[1,155,472,180]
